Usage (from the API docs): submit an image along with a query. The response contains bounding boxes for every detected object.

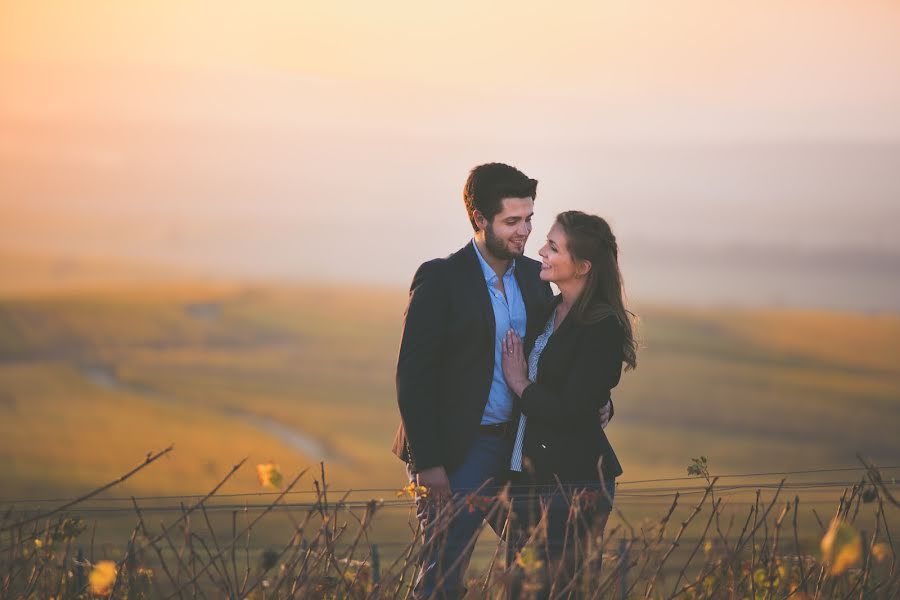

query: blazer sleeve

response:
[519,317,624,426]
[395,260,449,472]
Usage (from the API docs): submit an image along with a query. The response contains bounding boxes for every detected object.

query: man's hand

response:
[416,465,452,501]
[599,402,611,429]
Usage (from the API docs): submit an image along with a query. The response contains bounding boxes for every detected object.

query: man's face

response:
[480,197,534,260]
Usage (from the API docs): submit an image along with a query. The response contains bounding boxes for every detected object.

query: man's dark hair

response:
[463,163,538,232]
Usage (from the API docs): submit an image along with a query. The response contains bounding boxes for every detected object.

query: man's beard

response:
[484,223,525,260]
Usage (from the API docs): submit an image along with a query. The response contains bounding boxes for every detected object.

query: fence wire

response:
[2,465,897,518]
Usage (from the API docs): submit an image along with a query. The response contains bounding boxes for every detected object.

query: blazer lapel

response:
[517,270,534,353]
[458,242,496,342]
[515,264,535,328]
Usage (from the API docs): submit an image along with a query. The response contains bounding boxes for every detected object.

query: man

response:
[391,162,553,599]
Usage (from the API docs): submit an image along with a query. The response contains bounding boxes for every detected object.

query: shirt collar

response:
[471,238,516,284]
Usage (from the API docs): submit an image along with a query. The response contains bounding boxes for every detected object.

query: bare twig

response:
[0,447,173,535]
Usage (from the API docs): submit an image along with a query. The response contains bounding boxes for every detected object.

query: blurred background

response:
[1,0,899,556]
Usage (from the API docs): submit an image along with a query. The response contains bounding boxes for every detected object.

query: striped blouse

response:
[510,307,557,471]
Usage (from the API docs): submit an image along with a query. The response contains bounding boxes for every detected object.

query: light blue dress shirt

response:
[472,239,528,425]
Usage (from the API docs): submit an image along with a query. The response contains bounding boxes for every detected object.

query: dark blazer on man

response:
[392,242,553,474]
[518,298,625,484]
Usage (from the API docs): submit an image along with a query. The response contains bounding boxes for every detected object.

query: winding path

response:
[80,365,352,465]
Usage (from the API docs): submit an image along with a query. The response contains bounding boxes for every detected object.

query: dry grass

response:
[1,457,897,599]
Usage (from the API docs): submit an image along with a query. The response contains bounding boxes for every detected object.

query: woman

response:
[500,210,637,590]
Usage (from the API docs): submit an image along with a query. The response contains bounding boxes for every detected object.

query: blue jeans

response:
[407,433,511,600]
[538,478,615,554]
[508,478,616,599]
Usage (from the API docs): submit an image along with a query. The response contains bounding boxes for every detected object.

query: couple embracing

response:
[391,163,638,599]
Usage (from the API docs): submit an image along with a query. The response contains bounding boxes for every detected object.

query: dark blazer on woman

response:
[518,298,625,484]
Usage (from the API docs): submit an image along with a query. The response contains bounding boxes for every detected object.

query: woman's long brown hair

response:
[556,211,637,371]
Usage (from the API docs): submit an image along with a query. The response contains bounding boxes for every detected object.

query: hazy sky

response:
[4,0,900,139]
[2,1,899,309]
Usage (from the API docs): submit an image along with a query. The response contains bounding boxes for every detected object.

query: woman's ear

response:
[576,259,592,279]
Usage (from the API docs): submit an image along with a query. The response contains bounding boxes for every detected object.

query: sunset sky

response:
[4,1,900,137]
[2,1,899,308]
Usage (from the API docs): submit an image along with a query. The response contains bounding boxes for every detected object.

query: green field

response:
[1,281,898,563]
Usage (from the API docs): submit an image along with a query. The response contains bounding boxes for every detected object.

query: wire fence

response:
[3,456,897,599]
[2,465,897,516]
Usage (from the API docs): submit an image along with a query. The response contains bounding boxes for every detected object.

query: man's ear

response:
[473,210,489,232]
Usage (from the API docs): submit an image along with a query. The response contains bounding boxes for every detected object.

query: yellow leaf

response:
[397,482,427,499]
[89,560,118,596]
[256,461,283,489]
[515,547,544,573]
[872,543,891,563]
[821,519,862,575]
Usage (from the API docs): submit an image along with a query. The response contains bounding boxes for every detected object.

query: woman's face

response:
[538,223,583,284]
